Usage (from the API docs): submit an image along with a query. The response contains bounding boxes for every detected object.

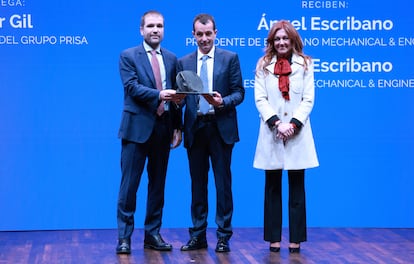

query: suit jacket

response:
[177,48,245,148]
[253,53,319,170]
[118,44,181,143]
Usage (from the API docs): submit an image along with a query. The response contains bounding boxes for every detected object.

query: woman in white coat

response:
[253,20,319,253]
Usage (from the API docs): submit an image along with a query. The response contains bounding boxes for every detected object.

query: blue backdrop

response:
[1,0,413,231]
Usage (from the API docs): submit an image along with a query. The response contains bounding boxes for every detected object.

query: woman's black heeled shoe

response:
[288,246,300,253]
[269,246,280,252]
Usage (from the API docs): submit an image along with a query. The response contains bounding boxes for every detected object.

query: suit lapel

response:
[212,49,222,92]
[187,52,199,111]
[160,48,170,88]
[189,52,198,72]
[290,54,305,76]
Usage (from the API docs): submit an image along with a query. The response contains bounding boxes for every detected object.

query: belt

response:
[197,114,216,122]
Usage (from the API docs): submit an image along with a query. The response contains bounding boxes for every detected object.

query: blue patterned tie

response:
[199,55,210,114]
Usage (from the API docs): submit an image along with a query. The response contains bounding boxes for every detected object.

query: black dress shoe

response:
[288,246,300,253]
[144,234,172,251]
[269,246,280,252]
[116,238,131,254]
[215,238,230,253]
[180,237,208,251]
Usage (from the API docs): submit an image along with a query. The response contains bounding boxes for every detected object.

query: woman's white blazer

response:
[253,53,319,170]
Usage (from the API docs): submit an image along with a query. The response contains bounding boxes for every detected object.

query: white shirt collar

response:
[197,46,215,60]
[143,41,161,54]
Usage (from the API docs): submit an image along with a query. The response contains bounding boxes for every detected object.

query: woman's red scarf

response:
[274,57,292,100]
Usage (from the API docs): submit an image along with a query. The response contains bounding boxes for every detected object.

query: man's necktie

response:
[199,55,210,114]
[150,50,164,116]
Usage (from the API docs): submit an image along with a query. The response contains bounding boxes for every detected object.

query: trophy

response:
[176,70,212,95]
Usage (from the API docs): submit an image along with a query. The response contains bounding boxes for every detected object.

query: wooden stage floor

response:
[1,228,413,263]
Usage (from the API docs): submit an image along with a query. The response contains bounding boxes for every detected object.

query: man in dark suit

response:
[178,13,245,253]
[116,10,182,254]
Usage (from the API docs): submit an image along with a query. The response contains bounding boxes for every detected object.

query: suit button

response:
[284,112,288,116]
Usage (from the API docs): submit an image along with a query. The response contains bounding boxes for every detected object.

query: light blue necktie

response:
[199,55,210,114]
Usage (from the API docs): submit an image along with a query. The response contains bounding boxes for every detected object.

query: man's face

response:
[140,14,164,49]
[193,20,217,54]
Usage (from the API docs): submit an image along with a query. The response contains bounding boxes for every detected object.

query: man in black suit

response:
[116,10,182,254]
[178,13,245,253]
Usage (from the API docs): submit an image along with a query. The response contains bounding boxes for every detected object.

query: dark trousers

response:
[187,119,234,240]
[117,118,171,240]
[264,169,307,243]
